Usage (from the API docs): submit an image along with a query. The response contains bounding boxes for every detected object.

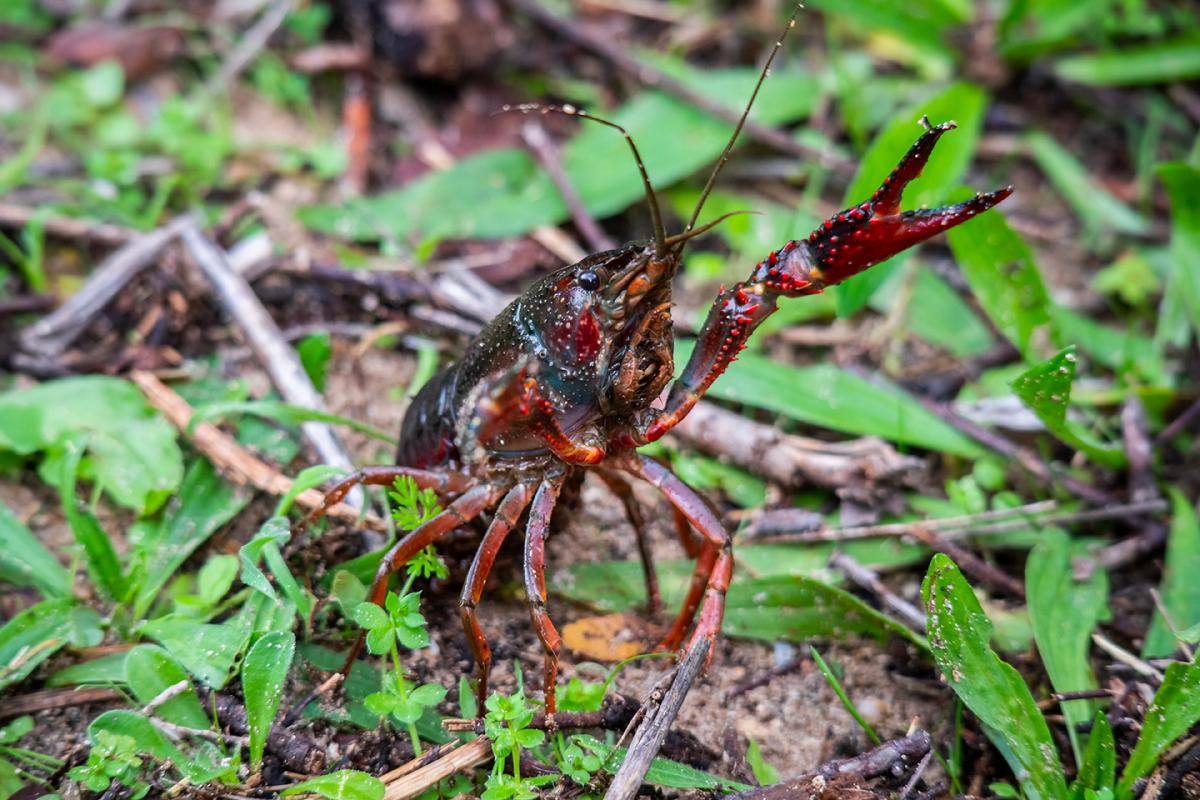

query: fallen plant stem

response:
[604,639,707,800]
[829,552,927,630]
[180,223,364,513]
[381,737,492,800]
[131,370,388,531]
[908,524,1026,598]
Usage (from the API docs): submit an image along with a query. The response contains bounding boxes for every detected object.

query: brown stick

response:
[672,400,922,492]
[908,524,1026,598]
[507,0,852,171]
[382,737,493,800]
[921,398,1114,506]
[829,552,927,631]
[20,212,197,356]
[723,731,932,800]
[180,223,364,512]
[130,370,388,531]
[0,687,123,718]
[0,203,133,247]
[603,639,708,800]
[521,119,616,252]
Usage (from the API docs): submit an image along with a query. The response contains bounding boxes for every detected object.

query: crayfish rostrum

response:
[296,18,1012,717]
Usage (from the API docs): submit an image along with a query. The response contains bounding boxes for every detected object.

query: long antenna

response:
[681,4,803,247]
[501,103,668,258]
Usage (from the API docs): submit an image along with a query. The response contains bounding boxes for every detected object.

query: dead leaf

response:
[562,613,656,663]
[45,24,184,81]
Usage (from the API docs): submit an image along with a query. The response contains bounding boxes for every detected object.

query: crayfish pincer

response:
[293,18,1013,718]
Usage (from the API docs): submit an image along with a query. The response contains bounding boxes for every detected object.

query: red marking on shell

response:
[735,288,749,304]
[768,252,777,266]
[830,236,839,242]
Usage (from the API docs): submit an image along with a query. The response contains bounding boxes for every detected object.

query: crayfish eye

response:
[577,270,600,291]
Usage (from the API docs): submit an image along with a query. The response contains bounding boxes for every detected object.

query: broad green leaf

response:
[124,645,208,729]
[0,597,75,691]
[133,458,249,617]
[1155,163,1200,350]
[1055,37,1200,86]
[576,734,751,792]
[1026,530,1107,765]
[1143,488,1200,657]
[902,266,993,357]
[0,499,70,598]
[681,342,982,456]
[946,195,1051,358]
[1011,346,1125,468]
[1071,711,1115,800]
[1025,131,1149,239]
[0,376,183,514]
[281,770,384,800]
[47,650,129,688]
[923,555,1068,800]
[244,631,296,770]
[298,331,332,392]
[1117,661,1200,799]
[299,68,817,244]
[141,617,250,689]
[836,82,987,316]
[56,436,125,600]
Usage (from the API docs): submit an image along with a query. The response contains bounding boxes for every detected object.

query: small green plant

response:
[0,716,62,795]
[68,730,151,799]
[555,737,602,786]
[481,688,555,800]
[349,477,451,755]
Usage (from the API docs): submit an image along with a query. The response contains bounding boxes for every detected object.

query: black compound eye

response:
[577,270,600,291]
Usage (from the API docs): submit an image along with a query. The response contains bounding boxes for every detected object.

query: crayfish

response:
[295,15,1012,717]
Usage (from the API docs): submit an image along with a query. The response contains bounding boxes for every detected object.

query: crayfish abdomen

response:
[295,17,1013,717]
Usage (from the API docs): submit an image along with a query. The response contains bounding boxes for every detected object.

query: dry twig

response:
[180,223,364,511]
[604,639,707,800]
[382,737,493,800]
[131,370,388,531]
[829,552,927,631]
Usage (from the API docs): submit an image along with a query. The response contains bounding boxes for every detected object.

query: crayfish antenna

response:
[679,3,804,252]
[802,119,1013,285]
[499,103,668,258]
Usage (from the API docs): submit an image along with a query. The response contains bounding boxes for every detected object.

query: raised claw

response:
[799,118,1013,287]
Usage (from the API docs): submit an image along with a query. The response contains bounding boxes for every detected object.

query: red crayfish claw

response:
[803,116,1013,287]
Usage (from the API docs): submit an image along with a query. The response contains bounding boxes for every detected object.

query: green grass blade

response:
[1055,37,1200,86]
[810,647,882,744]
[945,195,1051,359]
[244,631,296,771]
[923,554,1068,800]
[1026,529,1107,766]
[0,499,71,598]
[1143,488,1200,657]
[189,400,395,443]
[133,458,250,618]
[1025,130,1150,240]
[1070,711,1115,800]
[56,437,125,601]
[281,770,383,800]
[1155,163,1200,350]
[0,597,76,692]
[1117,661,1200,799]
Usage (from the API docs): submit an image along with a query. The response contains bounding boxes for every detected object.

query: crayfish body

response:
[296,22,1013,716]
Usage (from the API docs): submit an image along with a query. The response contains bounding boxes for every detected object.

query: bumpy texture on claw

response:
[799,118,1013,287]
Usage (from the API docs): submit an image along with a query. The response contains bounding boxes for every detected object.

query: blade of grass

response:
[1024,130,1150,240]
[1055,36,1200,86]
[56,436,125,601]
[1026,530,1107,765]
[1116,660,1200,799]
[1143,488,1200,657]
[810,646,882,744]
[0,499,71,598]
